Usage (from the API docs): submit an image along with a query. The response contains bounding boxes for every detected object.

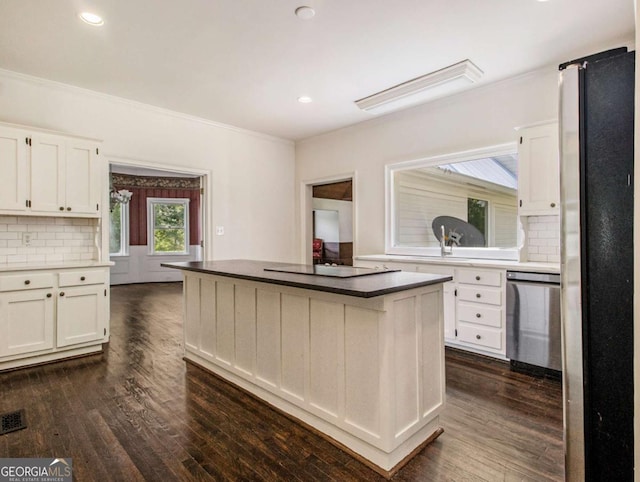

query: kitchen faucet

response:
[440,225,452,257]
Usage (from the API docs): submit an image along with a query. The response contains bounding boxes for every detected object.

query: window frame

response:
[109,202,130,257]
[147,197,190,256]
[385,142,520,260]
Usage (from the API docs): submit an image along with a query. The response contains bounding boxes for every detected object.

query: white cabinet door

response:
[65,141,100,215]
[442,281,456,341]
[0,127,29,212]
[0,289,55,357]
[517,122,560,216]
[56,284,105,348]
[30,134,66,213]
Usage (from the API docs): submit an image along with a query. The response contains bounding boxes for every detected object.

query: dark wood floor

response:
[1,282,564,481]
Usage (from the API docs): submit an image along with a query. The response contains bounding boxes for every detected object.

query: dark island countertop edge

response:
[161,261,452,299]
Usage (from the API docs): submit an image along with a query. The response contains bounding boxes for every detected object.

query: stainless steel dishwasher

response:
[506,271,561,376]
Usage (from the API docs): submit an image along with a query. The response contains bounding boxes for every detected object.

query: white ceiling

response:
[0,0,634,141]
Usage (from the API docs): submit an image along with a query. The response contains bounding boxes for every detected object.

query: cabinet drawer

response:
[456,269,502,287]
[457,285,502,305]
[0,273,55,292]
[458,302,502,328]
[59,270,106,287]
[457,324,502,351]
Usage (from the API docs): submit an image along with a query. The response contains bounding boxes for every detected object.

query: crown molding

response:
[0,68,294,146]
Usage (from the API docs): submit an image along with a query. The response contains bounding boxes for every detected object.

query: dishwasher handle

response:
[507,271,560,284]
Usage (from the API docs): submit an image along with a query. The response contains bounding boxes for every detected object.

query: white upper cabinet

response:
[0,123,102,217]
[30,134,66,213]
[65,141,100,215]
[517,122,560,216]
[0,127,29,211]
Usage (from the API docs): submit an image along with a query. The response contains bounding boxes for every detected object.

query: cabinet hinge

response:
[200,240,204,248]
[25,199,29,208]
[104,289,107,296]
[519,136,523,144]
[200,187,204,195]
[104,328,107,336]
[455,329,458,337]
[96,203,99,211]
[519,199,522,207]
[25,137,32,146]
[454,289,457,297]
[96,148,99,155]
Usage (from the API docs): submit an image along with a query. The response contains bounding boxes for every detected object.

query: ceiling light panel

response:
[355,59,483,114]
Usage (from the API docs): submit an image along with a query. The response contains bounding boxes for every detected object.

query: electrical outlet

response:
[22,232,32,246]
[216,226,225,236]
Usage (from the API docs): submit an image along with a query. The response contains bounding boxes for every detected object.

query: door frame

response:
[104,156,212,262]
[300,172,356,265]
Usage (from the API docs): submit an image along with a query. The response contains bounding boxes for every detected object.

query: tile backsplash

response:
[525,215,560,263]
[0,216,98,264]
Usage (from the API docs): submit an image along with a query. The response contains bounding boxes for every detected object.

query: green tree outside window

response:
[148,199,190,254]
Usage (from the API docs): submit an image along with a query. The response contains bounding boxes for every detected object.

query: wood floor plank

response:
[0,282,564,481]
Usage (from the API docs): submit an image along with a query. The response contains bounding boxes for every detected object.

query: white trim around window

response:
[109,202,130,257]
[147,197,190,255]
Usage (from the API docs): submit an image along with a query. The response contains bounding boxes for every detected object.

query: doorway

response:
[106,159,210,285]
[303,177,354,266]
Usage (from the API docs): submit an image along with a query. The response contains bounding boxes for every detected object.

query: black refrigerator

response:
[559,48,634,481]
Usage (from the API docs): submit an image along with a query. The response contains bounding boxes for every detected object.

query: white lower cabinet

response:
[454,268,505,355]
[0,288,55,357]
[0,267,109,369]
[57,284,106,348]
[355,259,506,358]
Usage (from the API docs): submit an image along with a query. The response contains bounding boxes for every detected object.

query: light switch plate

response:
[22,232,32,246]
[216,226,225,236]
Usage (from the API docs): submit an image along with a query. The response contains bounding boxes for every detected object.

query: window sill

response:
[385,246,519,261]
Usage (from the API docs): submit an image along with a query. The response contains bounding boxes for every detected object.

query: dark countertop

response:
[162,260,452,299]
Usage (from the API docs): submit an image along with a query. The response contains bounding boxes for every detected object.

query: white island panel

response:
[256,289,281,388]
[215,282,235,366]
[393,296,420,438]
[234,285,256,376]
[281,293,308,401]
[309,299,341,419]
[344,305,381,437]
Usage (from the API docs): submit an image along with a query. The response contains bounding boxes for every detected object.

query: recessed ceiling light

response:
[297,96,313,104]
[295,6,316,20]
[79,12,104,26]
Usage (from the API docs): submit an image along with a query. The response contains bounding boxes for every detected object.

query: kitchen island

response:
[162,260,452,477]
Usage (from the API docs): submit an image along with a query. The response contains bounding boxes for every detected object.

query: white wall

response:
[295,67,560,260]
[312,198,353,242]
[0,69,297,263]
[110,245,202,285]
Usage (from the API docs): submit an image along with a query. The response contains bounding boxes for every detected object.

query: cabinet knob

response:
[476,334,482,340]
[59,292,65,297]
[475,275,481,281]
[66,207,72,211]
[46,293,52,298]
[476,313,481,318]
[24,280,30,285]
[81,276,86,281]
[550,202,556,208]
[59,206,64,211]
[476,293,481,298]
